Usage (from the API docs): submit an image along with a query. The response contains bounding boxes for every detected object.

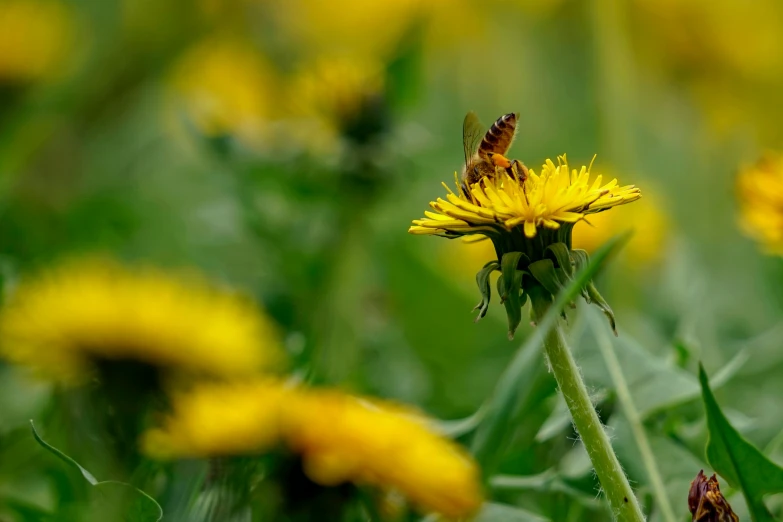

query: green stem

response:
[531,293,645,522]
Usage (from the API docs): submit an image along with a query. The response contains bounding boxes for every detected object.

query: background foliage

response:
[1,0,783,520]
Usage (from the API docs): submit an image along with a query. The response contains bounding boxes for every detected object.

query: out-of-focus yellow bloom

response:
[635,0,783,81]
[410,155,641,239]
[737,152,783,256]
[633,0,783,138]
[274,0,424,61]
[143,379,483,519]
[0,0,74,83]
[168,36,278,147]
[288,55,385,132]
[572,185,668,264]
[0,257,282,383]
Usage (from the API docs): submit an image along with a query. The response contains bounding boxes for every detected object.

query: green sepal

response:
[528,259,564,297]
[585,280,616,335]
[570,248,615,332]
[546,244,576,307]
[545,242,574,278]
[497,270,507,304]
[569,249,592,302]
[500,252,528,296]
[503,269,526,340]
[473,261,499,322]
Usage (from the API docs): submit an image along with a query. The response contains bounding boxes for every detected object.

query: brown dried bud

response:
[688,470,739,522]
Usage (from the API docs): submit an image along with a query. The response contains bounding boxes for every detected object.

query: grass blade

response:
[591,313,677,522]
[30,420,163,522]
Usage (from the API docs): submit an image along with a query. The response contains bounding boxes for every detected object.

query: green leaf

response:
[436,404,487,438]
[471,502,551,522]
[699,364,783,522]
[30,420,163,522]
[474,261,499,322]
[591,313,677,522]
[575,326,747,419]
[490,470,603,510]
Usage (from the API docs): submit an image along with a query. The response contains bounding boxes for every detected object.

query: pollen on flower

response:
[409,155,641,240]
[142,380,483,519]
[0,257,283,383]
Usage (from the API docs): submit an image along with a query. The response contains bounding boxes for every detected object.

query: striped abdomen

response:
[477,113,518,159]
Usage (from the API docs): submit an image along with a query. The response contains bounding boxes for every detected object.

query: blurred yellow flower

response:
[635,0,783,81]
[168,36,278,147]
[143,379,483,519]
[410,155,641,239]
[274,0,423,61]
[737,152,783,256]
[633,0,783,139]
[288,55,385,134]
[572,185,668,264]
[0,257,282,383]
[0,0,74,83]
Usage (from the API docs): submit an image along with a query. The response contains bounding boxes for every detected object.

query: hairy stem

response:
[532,293,645,521]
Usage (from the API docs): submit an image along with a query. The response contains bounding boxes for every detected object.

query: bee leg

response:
[489,153,512,169]
[461,166,482,198]
[508,159,528,182]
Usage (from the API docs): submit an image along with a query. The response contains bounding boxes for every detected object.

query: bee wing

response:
[462,111,485,168]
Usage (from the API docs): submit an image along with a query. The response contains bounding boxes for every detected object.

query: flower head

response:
[409,154,641,337]
[142,380,483,519]
[169,35,278,147]
[737,152,783,256]
[0,257,282,383]
[0,0,74,84]
[410,155,640,241]
[688,470,738,522]
[288,55,386,139]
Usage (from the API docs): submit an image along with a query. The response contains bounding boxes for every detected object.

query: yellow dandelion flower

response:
[168,35,278,147]
[737,152,783,256]
[410,155,641,240]
[142,380,483,519]
[274,0,424,61]
[0,257,282,383]
[287,55,385,133]
[409,154,641,337]
[0,0,74,83]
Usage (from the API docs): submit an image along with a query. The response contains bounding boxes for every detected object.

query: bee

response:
[461,112,528,198]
